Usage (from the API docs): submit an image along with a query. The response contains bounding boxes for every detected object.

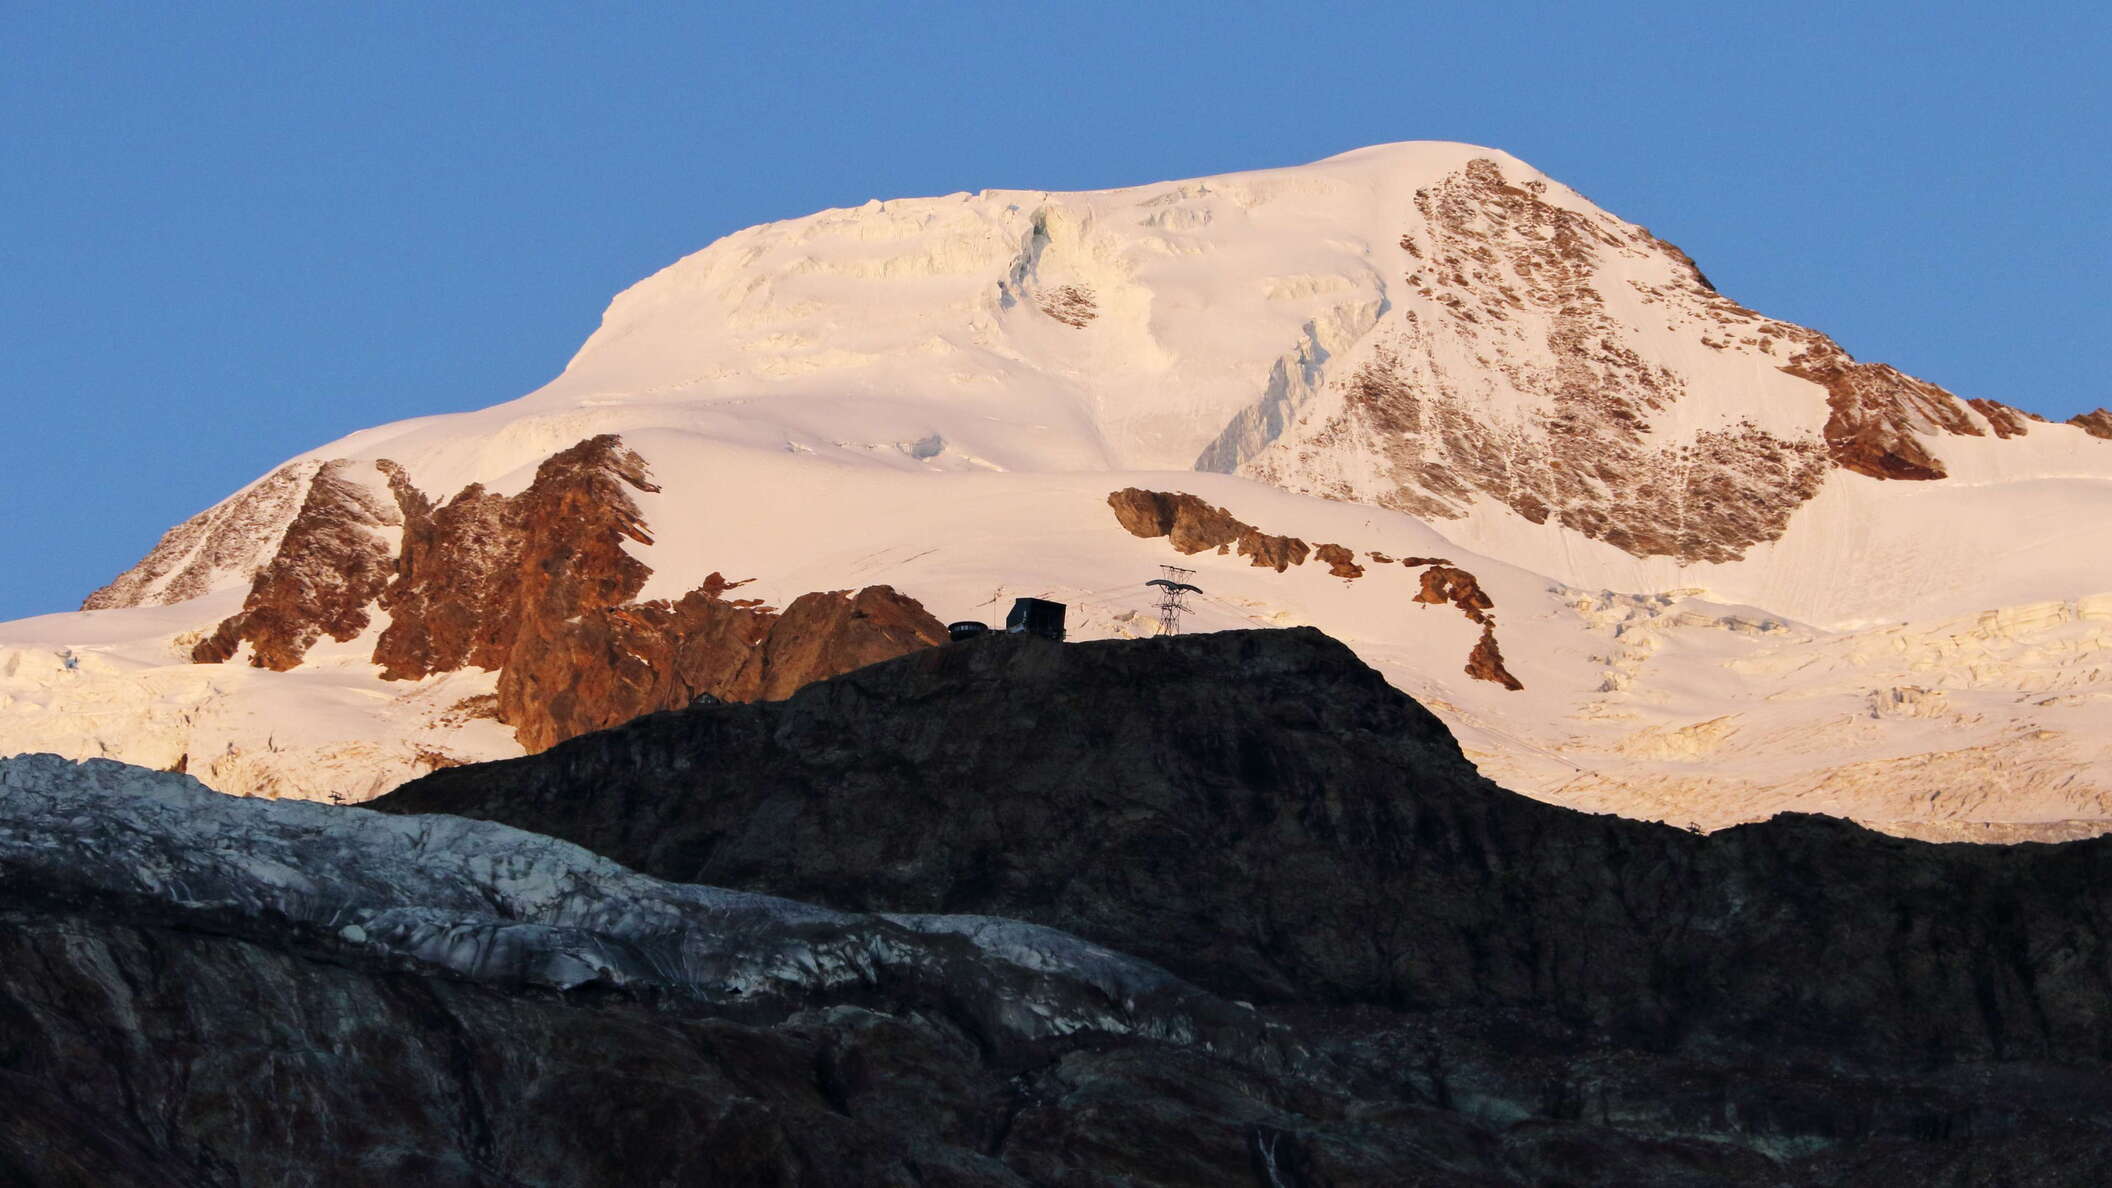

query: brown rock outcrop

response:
[1381,160,1829,559]
[1260,155,1842,565]
[1106,488,1309,571]
[1313,543,1364,579]
[498,581,769,753]
[499,581,946,752]
[1110,489,1520,688]
[1414,565,1494,624]
[191,460,403,669]
[2070,408,2112,440]
[736,585,949,703]
[1234,526,1308,571]
[1328,336,1837,561]
[369,437,945,751]
[370,477,520,677]
[1106,488,1244,553]
[373,435,659,681]
[182,434,946,752]
[1782,350,1981,480]
[1465,620,1524,690]
[1238,156,2031,562]
[1406,561,1520,686]
[1967,398,2042,439]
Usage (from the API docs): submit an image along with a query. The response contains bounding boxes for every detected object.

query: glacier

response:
[0,751,1241,1048]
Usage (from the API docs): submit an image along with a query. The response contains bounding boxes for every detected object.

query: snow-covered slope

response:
[9,142,2109,835]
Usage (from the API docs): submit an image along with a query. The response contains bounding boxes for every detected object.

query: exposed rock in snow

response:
[369,433,660,680]
[168,435,947,754]
[81,460,322,611]
[1967,397,2045,440]
[1109,486,1520,687]
[1108,486,1322,572]
[1464,620,1523,691]
[191,459,403,669]
[1312,542,1364,579]
[1412,564,1494,623]
[2071,407,2112,439]
[1785,347,1979,480]
[500,581,945,752]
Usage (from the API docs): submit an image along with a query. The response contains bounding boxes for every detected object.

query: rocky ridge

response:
[501,580,946,752]
[192,458,404,670]
[82,459,324,611]
[369,626,2112,1178]
[1234,156,2061,563]
[2071,407,2112,439]
[10,632,2112,1182]
[168,434,945,752]
[380,628,2112,1065]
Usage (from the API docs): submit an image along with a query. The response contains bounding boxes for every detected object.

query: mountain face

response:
[0,753,1277,1186]
[375,629,2112,1063]
[10,631,2112,1184]
[5,141,2108,833]
[1228,155,2083,556]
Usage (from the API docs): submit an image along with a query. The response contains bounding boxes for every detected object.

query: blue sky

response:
[3,2,2106,620]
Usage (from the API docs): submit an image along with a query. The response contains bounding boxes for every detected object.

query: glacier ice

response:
[0,753,1241,1047]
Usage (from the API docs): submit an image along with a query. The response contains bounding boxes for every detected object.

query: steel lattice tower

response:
[1148,565,1200,636]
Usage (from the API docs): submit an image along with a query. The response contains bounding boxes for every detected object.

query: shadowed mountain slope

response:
[378,627,2112,1068]
[5,631,2112,1181]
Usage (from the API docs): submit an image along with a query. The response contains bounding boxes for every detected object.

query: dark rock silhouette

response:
[4,628,2109,1183]
[382,629,2112,1066]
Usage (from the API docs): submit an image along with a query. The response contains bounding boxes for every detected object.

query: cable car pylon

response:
[1145,565,1203,636]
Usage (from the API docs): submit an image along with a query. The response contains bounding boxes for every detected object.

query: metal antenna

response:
[1146,566,1202,636]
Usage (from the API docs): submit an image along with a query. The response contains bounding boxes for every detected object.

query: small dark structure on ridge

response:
[1005,598,1067,641]
[949,598,1067,643]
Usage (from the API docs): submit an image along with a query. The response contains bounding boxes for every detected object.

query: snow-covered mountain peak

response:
[64,137,2112,632]
[14,141,2110,840]
[296,137,2106,587]
[516,143,1583,474]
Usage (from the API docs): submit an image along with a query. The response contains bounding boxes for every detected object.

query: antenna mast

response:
[1147,566,1201,636]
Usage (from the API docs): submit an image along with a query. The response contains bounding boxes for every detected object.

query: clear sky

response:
[3,2,2106,620]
